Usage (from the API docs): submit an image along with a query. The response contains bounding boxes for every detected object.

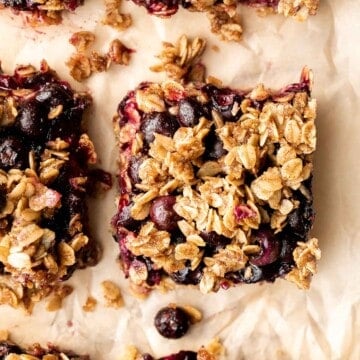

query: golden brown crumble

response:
[102,0,132,31]
[101,280,124,308]
[67,32,132,82]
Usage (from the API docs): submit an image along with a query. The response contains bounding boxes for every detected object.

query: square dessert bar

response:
[0,61,107,311]
[0,338,89,359]
[0,0,84,24]
[113,67,320,295]
[131,0,319,20]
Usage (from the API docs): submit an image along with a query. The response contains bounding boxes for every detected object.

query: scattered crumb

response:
[102,0,132,31]
[0,330,9,341]
[101,280,124,308]
[82,296,98,312]
[66,31,132,82]
[211,45,220,52]
[69,31,96,53]
[119,345,139,360]
[46,285,73,312]
[181,304,203,324]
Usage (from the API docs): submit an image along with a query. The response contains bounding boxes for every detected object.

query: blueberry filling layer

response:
[0,0,83,12]
[113,68,319,294]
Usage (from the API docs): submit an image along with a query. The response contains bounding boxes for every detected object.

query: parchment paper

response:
[1,1,360,359]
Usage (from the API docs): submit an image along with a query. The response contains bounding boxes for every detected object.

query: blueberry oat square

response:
[0,0,84,24]
[0,335,89,360]
[113,67,320,295]
[0,61,110,311]
[130,0,319,41]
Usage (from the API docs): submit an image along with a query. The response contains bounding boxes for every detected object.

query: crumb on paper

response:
[150,34,207,81]
[0,329,9,341]
[66,32,132,82]
[101,280,124,308]
[181,304,203,324]
[102,0,132,31]
[119,345,139,360]
[82,296,98,312]
[46,285,73,312]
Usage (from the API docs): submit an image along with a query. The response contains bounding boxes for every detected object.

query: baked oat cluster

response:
[0,332,89,360]
[0,61,110,311]
[0,0,84,24]
[121,337,223,360]
[113,67,320,295]
[130,0,319,41]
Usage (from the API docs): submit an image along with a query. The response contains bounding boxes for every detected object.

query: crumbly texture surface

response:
[121,337,223,360]
[130,0,319,41]
[0,61,110,311]
[0,0,84,25]
[113,67,320,295]
[0,332,89,360]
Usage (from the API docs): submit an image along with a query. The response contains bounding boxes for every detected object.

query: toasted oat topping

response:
[113,67,319,294]
[82,295,97,312]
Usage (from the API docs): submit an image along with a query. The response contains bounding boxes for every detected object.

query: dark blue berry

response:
[154,306,190,339]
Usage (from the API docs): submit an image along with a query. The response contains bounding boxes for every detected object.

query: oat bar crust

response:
[0,61,108,311]
[131,0,319,20]
[113,67,320,296]
[0,0,84,24]
[0,339,89,360]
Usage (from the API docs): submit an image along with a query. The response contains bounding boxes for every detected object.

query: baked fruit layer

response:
[0,61,108,311]
[113,67,320,295]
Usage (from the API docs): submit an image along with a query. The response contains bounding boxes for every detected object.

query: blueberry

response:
[178,98,203,127]
[170,266,202,285]
[140,112,179,145]
[15,102,48,139]
[142,355,155,360]
[128,155,145,184]
[0,341,22,356]
[159,351,198,360]
[200,231,230,248]
[203,84,242,120]
[36,83,73,107]
[150,196,181,231]
[154,306,190,339]
[204,129,227,160]
[115,203,141,231]
[171,230,186,245]
[0,136,28,170]
[249,229,280,266]
[225,264,263,284]
[287,201,314,239]
[0,184,6,212]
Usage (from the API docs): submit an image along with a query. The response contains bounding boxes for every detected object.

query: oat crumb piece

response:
[181,304,203,324]
[102,0,132,31]
[101,280,124,308]
[46,285,73,312]
[82,296,98,312]
[150,34,206,81]
[0,330,9,341]
[66,33,132,82]
[69,31,96,53]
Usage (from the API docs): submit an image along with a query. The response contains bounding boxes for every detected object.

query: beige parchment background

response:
[0,0,360,359]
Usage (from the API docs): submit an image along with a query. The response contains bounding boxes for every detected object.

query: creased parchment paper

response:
[1,1,360,359]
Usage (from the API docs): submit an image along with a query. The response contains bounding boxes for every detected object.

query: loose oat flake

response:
[112,66,320,295]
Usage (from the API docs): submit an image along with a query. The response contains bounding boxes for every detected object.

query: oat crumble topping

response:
[113,67,320,294]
